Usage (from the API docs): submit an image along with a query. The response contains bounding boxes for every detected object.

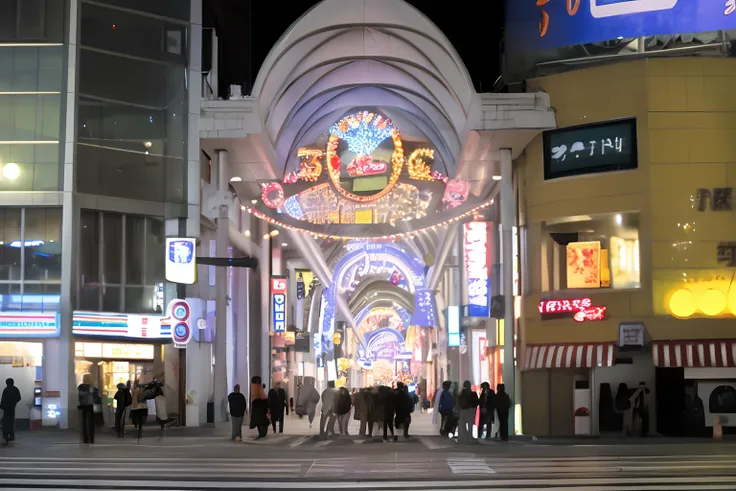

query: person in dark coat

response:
[496,383,512,441]
[478,382,495,440]
[378,385,397,441]
[394,383,414,439]
[228,384,247,441]
[268,381,288,433]
[249,376,269,439]
[113,383,129,437]
[0,378,21,445]
[457,381,479,444]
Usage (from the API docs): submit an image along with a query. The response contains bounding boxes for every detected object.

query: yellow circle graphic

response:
[700,289,727,316]
[668,289,696,318]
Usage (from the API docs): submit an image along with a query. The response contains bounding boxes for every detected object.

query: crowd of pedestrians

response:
[230,375,510,444]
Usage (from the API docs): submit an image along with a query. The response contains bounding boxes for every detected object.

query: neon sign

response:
[464,222,492,317]
[538,298,607,322]
[271,277,287,333]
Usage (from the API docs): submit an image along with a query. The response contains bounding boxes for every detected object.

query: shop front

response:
[0,311,60,430]
[72,307,182,425]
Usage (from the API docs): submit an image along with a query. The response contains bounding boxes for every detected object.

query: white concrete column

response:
[52,0,80,430]
[259,220,271,388]
[213,150,229,423]
[500,148,516,434]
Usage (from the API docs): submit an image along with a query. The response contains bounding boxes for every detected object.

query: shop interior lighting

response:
[492,175,502,181]
[244,230,251,237]
[230,176,243,182]
[281,242,288,247]
[251,199,258,204]
[3,163,20,181]
[270,230,280,237]
[262,234,270,240]
[615,214,623,225]
[144,141,152,148]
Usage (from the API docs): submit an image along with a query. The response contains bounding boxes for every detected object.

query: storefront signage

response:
[696,188,732,212]
[73,299,192,344]
[165,238,197,285]
[506,0,736,55]
[271,277,287,333]
[717,242,736,267]
[539,298,607,322]
[167,299,192,347]
[356,328,410,369]
[102,343,155,360]
[447,305,461,347]
[463,222,492,317]
[619,322,646,347]
[0,312,59,338]
[543,119,637,180]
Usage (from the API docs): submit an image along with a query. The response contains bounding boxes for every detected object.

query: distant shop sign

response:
[463,222,492,317]
[543,119,638,180]
[506,0,736,55]
[539,298,607,323]
[271,277,287,333]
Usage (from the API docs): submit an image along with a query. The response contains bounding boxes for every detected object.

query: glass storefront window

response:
[24,208,61,281]
[541,212,641,291]
[78,210,165,314]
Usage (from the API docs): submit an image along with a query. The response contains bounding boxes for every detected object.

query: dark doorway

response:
[656,367,684,436]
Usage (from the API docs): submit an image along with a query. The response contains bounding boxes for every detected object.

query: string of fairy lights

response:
[241,197,494,241]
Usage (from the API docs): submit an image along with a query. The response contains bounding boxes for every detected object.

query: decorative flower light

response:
[407,148,435,181]
[261,182,285,209]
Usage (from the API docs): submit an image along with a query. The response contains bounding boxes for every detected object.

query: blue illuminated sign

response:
[447,306,461,348]
[506,0,736,54]
[412,289,438,328]
[271,277,287,333]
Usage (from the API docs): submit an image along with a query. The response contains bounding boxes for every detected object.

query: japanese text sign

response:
[464,222,492,317]
[543,119,637,180]
[271,277,287,333]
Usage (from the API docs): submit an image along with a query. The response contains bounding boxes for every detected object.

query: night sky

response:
[204,0,504,95]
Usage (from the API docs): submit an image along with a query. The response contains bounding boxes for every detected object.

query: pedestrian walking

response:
[0,378,21,446]
[154,384,171,438]
[319,381,337,436]
[249,376,269,440]
[268,381,288,433]
[130,381,149,441]
[77,374,98,444]
[478,382,495,440]
[434,381,454,436]
[113,383,129,437]
[335,386,352,435]
[228,384,247,441]
[394,382,413,439]
[354,388,371,436]
[295,376,320,428]
[496,383,512,441]
[379,385,397,441]
[457,380,479,444]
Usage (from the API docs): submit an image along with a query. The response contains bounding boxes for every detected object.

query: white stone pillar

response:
[500,148,516,434]
[259,220,271,388]
[213,149,229,423]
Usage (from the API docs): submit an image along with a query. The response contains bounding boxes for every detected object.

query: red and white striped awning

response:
[653,340,736,368]
[524,343,616,370]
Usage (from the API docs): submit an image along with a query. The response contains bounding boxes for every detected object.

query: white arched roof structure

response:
[251,0,478,178]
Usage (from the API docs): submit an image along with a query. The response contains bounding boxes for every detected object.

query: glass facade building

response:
[0,0,198,429]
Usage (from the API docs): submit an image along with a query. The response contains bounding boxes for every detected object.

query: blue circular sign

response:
[174,305,188,320]
[173,322,190,344]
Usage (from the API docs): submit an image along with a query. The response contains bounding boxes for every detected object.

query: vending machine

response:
[30,381,42,430]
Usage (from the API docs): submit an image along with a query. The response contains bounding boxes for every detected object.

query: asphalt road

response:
[3,430,736,489]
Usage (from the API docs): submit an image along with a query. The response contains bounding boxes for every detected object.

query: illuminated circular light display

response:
[407,148,435,181]
[699,289,727,316]
[326,111,405,203]
[668,289,697,318]
[261,182,285,209]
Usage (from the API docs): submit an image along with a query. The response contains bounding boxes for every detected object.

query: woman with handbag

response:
[77,374,98,444]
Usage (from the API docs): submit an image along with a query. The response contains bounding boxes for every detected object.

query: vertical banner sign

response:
[464,222,492,317]
[295,273,305,332]
[447,306,461,347]
[271,277,287,333]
